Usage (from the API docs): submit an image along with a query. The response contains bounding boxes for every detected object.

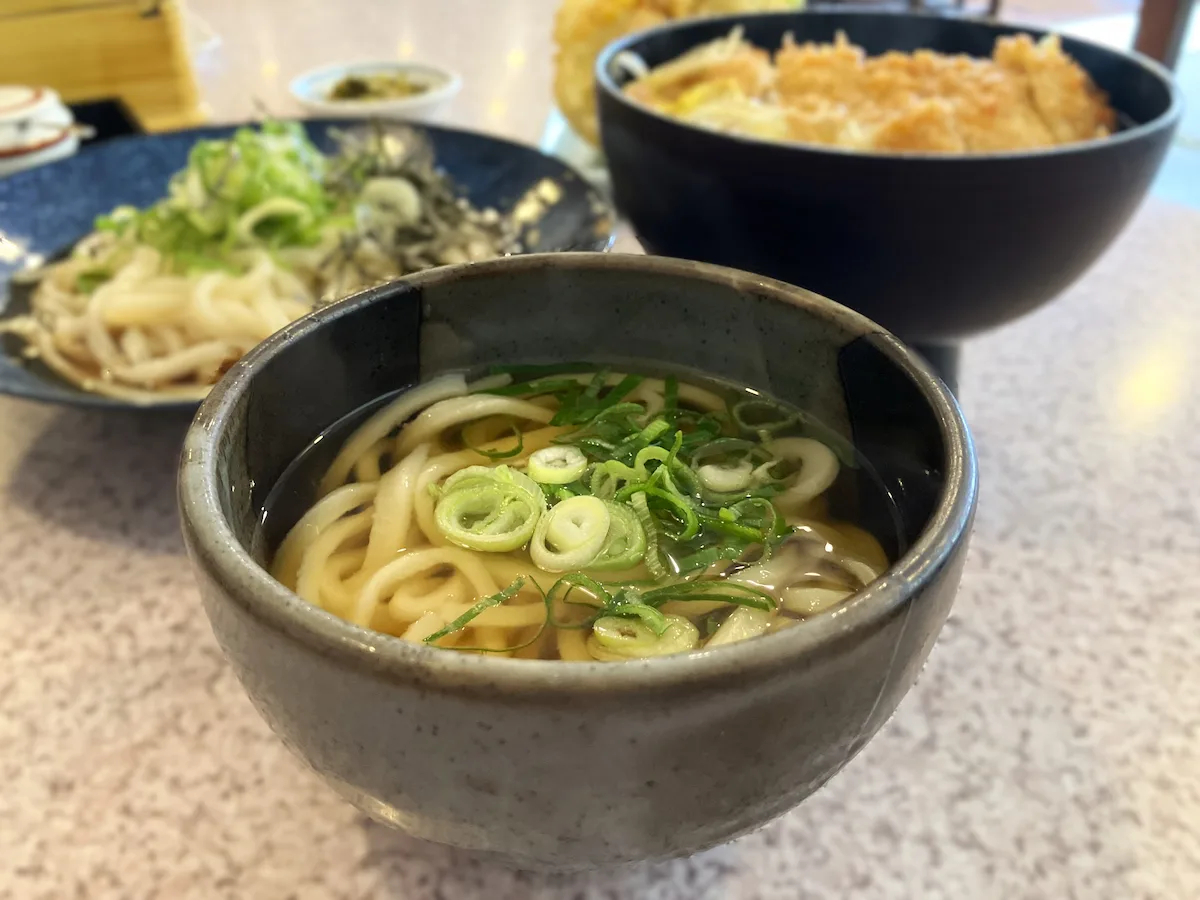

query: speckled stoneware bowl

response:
[178,253,978,870]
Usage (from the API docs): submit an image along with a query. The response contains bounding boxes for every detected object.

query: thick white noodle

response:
[394,395,555,455]
[765,437,840,512]
[273,482,380,588]
[318,374,468,496]
[361,443,432,576]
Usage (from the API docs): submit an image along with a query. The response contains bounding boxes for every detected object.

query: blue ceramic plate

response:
[0,119,615,411]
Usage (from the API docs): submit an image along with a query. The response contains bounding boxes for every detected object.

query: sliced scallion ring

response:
[696,459,754,493]
[434,465,545,552]
[528,445,588,484]
[731,400,799,436]
[587,502,647,571]
[586,613,700,660]
[530,495,611,572]
[590,459,639,500]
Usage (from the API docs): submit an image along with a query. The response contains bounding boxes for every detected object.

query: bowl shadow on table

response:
[6,406,194,556]
[356,815,758,896]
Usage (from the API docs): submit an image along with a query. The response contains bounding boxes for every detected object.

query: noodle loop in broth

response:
[267,367,894,660]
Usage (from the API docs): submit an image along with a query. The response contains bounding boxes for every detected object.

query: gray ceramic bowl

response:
[179,253,978,870]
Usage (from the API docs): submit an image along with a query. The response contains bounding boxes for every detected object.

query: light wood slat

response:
[0,0,205,132]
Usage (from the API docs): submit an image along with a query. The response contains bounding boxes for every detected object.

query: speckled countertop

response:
[2,2,1199,897]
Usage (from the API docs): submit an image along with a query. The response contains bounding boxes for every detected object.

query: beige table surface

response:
[3,2,1200,897]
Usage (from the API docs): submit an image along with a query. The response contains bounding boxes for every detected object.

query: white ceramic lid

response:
[0,86,74,158]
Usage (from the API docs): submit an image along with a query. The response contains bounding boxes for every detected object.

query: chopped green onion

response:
[548,572,613,611]
[672,544,746,575]
[602,373,643,408]
[575,437,617,458]
[604,602,669,635]
[583,369,608,399]
[687,437,760,464]
[621,485,699,542]
[590,459,640,500]
[696,460,753,493]
[464,421,524,460]
[549,372,646,426]
[630,492,668,580]
[587,614,699,660]
[434,465,545,552]
[587,501,646,571]
[483,377,583,398]
[528,445,588,484]
[423,577,527,644]
[729,497,786,538]
[663,375,678,410]
[641,579,775,612]
[731,400,799,436]
[696,511,767,543]
[611,418,670,459]
[530,495,611,572]
[74,271,111,294]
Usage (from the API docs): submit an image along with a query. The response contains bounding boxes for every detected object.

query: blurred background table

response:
[1,1,1198,898]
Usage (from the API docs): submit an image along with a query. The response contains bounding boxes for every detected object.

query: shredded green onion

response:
[622,485,699,542]
[673,544,746,575]
[423,577,527,644]
[630,492,668,580]
[464,421,524,460]
[641,579,776,612]
[547,572,613,613]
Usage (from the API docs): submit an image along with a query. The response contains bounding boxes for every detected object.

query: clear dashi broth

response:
[259,364,902,661]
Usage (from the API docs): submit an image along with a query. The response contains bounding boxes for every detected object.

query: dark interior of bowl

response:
[0,120,613,410]
[203,256,953,583]
[596,12,1181,344]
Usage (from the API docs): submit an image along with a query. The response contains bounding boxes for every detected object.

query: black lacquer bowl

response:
[180,252,977,869]
[596,11,1182,385]
[0,120,614,411]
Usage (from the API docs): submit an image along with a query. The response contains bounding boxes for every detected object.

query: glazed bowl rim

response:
[594,9,1184,163]
[179,252,978,694]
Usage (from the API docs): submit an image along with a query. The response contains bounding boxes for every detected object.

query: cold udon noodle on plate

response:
[1,122,529,403]
[268,367,894,661]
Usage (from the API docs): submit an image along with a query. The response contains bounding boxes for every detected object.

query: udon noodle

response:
[1,122,522,403]
[271,369,891,661]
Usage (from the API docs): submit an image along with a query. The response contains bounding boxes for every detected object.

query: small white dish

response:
[289,61,462,122]
[0,86,79,178]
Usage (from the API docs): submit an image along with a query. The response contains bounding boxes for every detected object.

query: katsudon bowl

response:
[179,253,977,869]
[596,11,1183,386]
